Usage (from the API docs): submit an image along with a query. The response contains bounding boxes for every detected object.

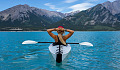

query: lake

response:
[0,31,120,70]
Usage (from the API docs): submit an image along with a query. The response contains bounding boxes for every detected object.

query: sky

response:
[0,0,116,13]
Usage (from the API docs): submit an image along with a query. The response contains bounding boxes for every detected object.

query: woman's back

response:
[47,26,74,45]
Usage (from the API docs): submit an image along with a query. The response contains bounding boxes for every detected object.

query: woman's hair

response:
[57,26,66,45]
[58,34,66,45]
[63,31,65,36]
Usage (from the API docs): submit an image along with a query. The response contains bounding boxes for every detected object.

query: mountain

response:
[0,4,65,21]
[64,10,80,16]
[0,4,79,31]
[115,13,120,21]
[0,1,120,31]
[0,4,64,30]
[50,4,120,31]
[102,0,120,15]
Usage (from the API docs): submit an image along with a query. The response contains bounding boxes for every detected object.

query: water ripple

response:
[0,31,120,70]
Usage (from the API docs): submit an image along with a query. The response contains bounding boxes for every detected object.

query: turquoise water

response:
[0,31,120,70]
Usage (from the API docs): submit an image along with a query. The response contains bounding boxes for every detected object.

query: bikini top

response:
[53,36,66,46]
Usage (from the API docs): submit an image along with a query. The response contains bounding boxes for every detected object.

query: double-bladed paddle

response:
[22,40,93,46]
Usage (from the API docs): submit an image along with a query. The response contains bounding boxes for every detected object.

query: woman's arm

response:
[64,29,74,40]
[47,28,57,39]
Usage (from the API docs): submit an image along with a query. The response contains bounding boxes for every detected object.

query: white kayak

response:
[49,44,71,63]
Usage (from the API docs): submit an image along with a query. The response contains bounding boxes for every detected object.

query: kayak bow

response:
[49,44,71,63]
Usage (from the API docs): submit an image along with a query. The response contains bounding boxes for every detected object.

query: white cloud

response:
[64,0,78,3]
[44,3,56,10]
[86,0,99,2]
[108,0,116,2]
[69,3,94,12]
[44,3,63,12]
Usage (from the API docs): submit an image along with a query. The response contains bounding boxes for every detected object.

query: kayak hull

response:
[49,44,71,63]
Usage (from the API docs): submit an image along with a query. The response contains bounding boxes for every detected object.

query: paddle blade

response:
[22,40,38,44]
[79,42,93,46]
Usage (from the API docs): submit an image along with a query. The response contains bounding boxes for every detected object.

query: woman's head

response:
[57,26,65,35]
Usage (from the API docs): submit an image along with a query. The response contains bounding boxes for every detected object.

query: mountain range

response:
[102,0,120,15]
[0,4,79,31]
[52,4,120,31]
[0,0,120,31]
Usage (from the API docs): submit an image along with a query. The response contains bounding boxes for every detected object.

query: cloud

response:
[84,0,99,3]
[87,0,99,2]
[44,3,63,12]
[108,0,116,2]
[44,3,57,10]
[69,3,94,12]
[64,0,78,3]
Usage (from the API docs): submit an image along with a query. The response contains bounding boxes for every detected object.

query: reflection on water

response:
[24,54,38,60]
[0,31,120,70]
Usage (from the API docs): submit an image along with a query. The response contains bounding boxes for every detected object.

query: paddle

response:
[22,40,93,46]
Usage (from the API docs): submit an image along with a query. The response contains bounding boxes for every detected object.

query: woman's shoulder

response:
[63,36,67,40]
[54,35,58,39]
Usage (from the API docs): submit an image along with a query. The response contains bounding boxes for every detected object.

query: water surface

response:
[0,31,120,70]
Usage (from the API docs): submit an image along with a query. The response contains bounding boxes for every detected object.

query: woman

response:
[47,26,74,46]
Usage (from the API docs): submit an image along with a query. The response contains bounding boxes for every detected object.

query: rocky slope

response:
[102,0,120,15]
[0,4,79,30]
[0,0,120,31]
[0,4,66,21]
[51,4,120,31]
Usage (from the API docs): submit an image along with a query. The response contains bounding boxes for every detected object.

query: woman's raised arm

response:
[47,28,57,39]
[64,29,74,40]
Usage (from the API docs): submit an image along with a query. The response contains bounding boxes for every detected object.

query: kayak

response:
[49,44,71,63]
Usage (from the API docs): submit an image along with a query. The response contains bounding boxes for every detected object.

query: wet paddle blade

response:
[22,40,93,46]
[22,40,38,44]
[79,42,93,46]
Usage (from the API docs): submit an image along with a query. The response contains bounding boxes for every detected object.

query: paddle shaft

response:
[38,42,79,44]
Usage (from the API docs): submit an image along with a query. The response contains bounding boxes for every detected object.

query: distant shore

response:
[0,31,120,32]
[0,31,46,32]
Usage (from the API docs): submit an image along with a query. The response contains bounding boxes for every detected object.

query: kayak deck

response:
[49,44,71,63]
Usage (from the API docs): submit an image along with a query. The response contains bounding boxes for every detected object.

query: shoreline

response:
[0,31,46,32]
[0,31,120,32]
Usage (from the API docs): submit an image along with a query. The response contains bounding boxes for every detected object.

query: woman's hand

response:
[53,28,59,31]
[58,28,65,32]
[61,28,65,31]
[55,28,59,31]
